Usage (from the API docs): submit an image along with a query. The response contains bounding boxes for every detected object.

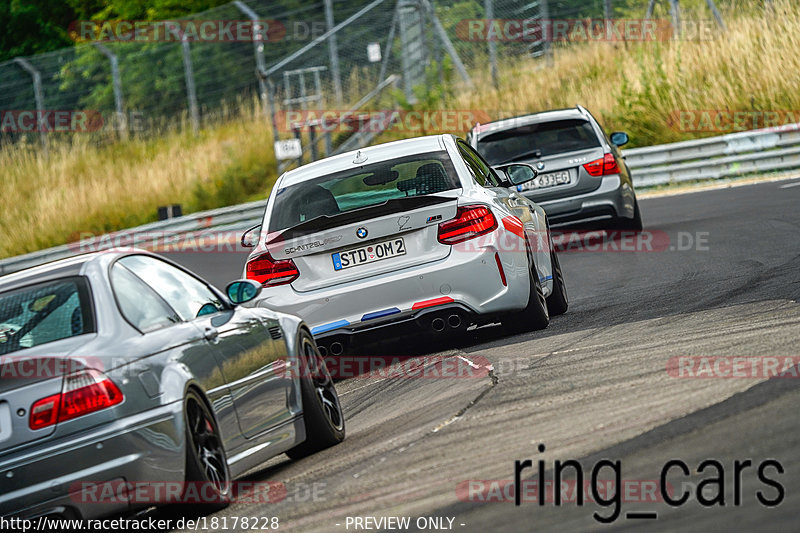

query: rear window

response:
[477,119,601,165]
[269,151,460,232]
[0,277,94,355]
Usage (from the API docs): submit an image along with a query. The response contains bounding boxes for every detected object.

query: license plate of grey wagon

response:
[522,170,571,190]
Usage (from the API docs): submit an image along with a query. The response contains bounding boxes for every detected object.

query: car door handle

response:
[204,327,219,341]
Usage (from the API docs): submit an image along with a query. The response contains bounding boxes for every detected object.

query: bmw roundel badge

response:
[536,161,545,171]
[356,227,368,239]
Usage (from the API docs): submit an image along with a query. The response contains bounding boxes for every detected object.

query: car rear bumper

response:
[314,302,478,353]
[0,403,184,520]
[254,241,531,345]
[528,175,636,227]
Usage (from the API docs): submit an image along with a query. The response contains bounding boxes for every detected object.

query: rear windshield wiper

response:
[495,148,542,166]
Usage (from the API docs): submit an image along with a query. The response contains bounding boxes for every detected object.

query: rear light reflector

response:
[501,216,525,240]
[583,153,620,176]
[29,369,124,430]
[494,253,507,286]
[30,394,60,430]
[411,296,454,310]
[246,251,299,287]
[437,205,498,245]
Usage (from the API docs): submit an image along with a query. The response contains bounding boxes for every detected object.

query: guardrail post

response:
[13,57,48,155]
[309,123,319,161]
[92,43,127,139]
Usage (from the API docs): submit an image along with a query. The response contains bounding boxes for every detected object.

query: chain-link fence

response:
[0,0,713,159]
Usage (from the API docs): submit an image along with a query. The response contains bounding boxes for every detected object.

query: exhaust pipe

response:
[329,342,345,356]
[317,345,328,357]
[431,317,446,332]
[447,314,462,329]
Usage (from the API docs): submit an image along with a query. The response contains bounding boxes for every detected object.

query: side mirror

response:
[241,224,262,248]
[610,131,629,147]
[225,279,262,305]
[493,163,539,187]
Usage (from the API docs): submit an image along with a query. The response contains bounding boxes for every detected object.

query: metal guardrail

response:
[3,122,800,276]
[623,122,800,187]
[0,200,267,276]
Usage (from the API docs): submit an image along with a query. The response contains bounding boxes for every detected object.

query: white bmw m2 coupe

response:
[241,134,568,354]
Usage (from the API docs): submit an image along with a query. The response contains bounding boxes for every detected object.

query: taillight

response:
[583,153,620,176]
[30,394,59,430]
[437,205,498,245]
[246,251,299,287]
[29,368,123,430]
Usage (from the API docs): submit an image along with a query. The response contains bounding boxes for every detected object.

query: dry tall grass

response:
[2,0,799,259]
[456,0,800,145]
[1,102,275,258]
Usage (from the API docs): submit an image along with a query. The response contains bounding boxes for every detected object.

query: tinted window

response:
[269,151,460,232]
[111,265,178,332]
[0,277,94,354]
[118,255,224,321]
[477,119,601,165]
[458,142,500,187]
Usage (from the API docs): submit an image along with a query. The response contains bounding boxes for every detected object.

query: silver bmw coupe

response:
[0,250,344,520]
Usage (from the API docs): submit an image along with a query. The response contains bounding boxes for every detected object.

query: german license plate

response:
[523,170,571,190]
[332,238,406,270]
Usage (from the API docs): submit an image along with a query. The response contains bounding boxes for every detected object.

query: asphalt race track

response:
[160,177,800,532]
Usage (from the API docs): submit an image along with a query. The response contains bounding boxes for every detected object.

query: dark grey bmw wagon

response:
[468,105,642,230]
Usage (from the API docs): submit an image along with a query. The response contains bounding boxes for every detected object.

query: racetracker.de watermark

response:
[667,356,800,379]
[669,110,800,133]
[68,480,328,505]
[74,228,711,258]
[449,229,708,254]
[455,18,717,42]
[0,356,103,379]
[0,110,146,134]
[0,110,103,133]
[69,20,286,43]
[456,479,673,503]
[70,230,249,254]
[289,355,493,380]
[274,109,492,134]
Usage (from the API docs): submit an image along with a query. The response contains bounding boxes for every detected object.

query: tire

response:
[181,390,231,511]
[614,198,643,231]
[546,248,569,316]
[287,330,345,460]
[505,252,549,333]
